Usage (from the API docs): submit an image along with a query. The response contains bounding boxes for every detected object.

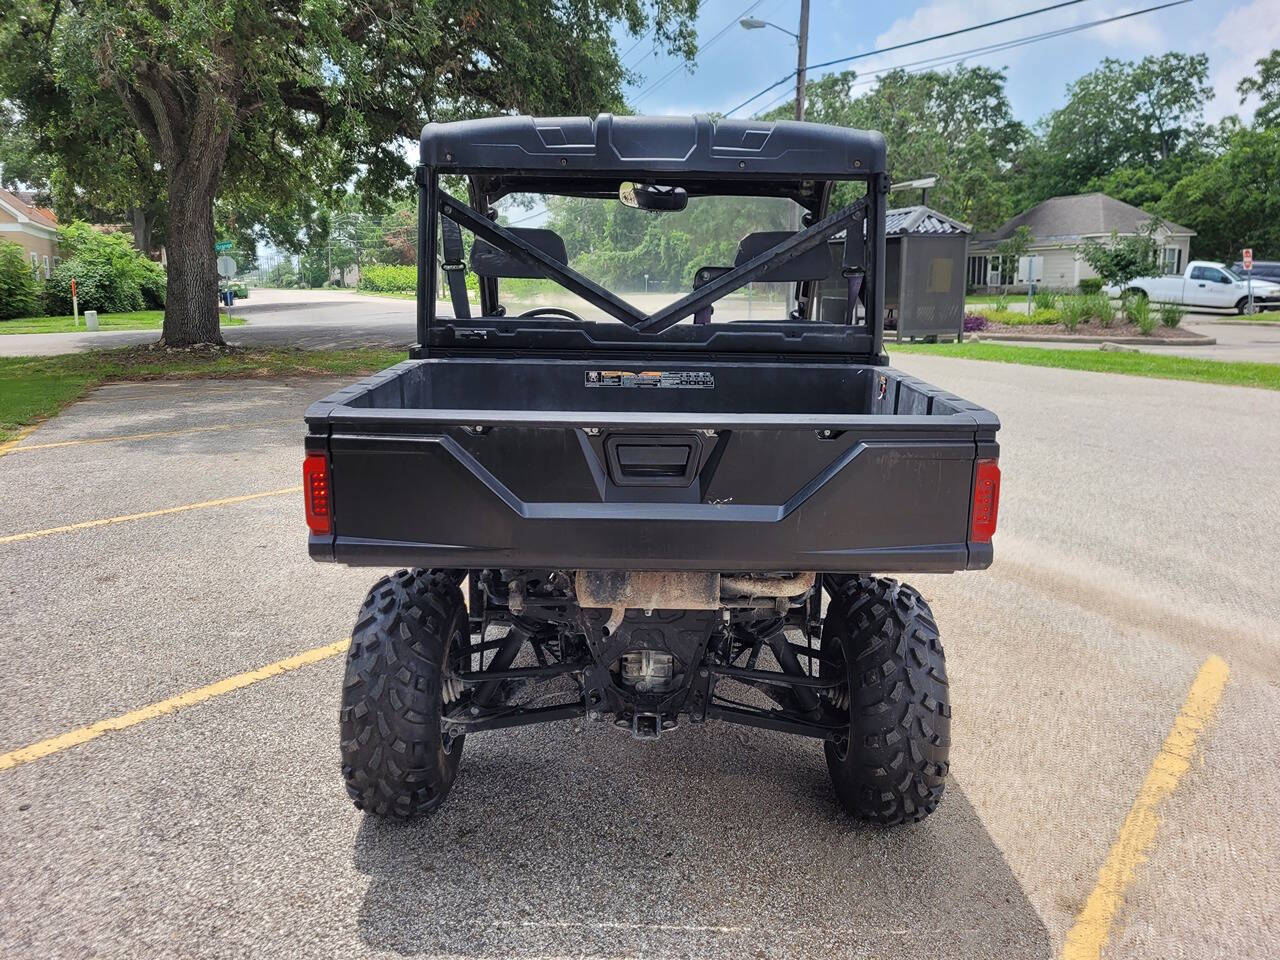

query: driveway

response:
[0,357,1277,958]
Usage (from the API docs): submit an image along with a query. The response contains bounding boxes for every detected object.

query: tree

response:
[1159,127,1280,260]
[1,0,697,346]
[993,226,1032,285]
[0,240,41,319]
[1015,53,1213,207]
[770,66,1026,229]
[1079,220,1162,288]
[0,72,166,256]
[1238,49,1280,129]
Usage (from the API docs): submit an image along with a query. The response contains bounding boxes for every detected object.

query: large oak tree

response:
[1,0,696,345]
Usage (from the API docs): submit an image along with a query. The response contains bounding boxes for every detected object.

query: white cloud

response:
[1206,0,1280,121]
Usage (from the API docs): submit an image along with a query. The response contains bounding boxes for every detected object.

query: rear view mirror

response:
[619,182,688,212]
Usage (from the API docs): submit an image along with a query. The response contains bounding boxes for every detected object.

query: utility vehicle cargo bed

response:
[305,358,1000,573]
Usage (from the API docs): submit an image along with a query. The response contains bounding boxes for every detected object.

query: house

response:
[966,192,1195,291]
[0,188,59,279]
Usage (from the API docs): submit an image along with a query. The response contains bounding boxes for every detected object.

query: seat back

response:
[734,231,835,282]
[470,228,568,278]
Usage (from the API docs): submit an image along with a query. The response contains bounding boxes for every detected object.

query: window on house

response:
[42,255,50,279]
[1160,247,1182,275]
[30,252,39,272]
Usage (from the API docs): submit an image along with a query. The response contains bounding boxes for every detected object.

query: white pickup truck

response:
[1106,261,1280,314]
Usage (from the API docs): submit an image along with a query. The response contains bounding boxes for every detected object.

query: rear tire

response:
[821,576,950,825]
[340,569,468,819]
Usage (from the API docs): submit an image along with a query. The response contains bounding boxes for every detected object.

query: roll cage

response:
[413,113,890,360]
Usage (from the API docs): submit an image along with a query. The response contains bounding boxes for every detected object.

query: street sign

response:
[215,241,233,252]
[216,255,237,279]
[1243,248,1253,271]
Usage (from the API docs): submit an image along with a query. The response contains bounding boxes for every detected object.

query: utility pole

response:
[795,0,809,122]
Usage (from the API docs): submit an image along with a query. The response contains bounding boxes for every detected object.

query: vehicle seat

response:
[691,231,835,323]
[470,228,568,278]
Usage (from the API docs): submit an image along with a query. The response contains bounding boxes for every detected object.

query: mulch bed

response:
[979,320,1206,340]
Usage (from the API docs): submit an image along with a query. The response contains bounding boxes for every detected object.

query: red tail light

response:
[970,458,1000,543]
[303,453,332,535]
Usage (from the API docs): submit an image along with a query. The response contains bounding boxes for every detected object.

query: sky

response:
[617,0,1280,125]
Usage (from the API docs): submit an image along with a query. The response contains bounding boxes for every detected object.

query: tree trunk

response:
[162,172,223,346]
[128,207,152,257]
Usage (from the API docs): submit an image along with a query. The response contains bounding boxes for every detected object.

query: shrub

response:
[43,222,164,314]
[1059,295,1091,331]
[1157,301,1183,329]
[1126,295,1154,334]
[963,313,988,332]
[358,263,417,293]
[993,292,1010,312]
[1078,277,1103,295]
[978,307,1061,326]
[1088,293,1117,328]
[0,240,42,320]
[1033,288,1057,311]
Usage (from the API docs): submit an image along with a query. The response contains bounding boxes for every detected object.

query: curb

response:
[968,332,1217,346]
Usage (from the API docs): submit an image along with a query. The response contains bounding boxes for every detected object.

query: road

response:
[6,287,1280,362]
[0,344,1277,958]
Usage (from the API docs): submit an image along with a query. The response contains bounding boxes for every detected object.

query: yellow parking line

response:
[0,424,39,458]
[0,486,301,545]
[1062,655,1230,960]
[0,640,349,771]
[5,418,293,453]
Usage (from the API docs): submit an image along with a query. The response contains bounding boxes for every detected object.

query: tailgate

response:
[306,387,998,574]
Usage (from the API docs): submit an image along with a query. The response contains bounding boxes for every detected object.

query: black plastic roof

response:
[420,114,886,179]
[885,205,971,236]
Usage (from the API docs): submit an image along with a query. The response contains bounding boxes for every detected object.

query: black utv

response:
[303,114,1001,825]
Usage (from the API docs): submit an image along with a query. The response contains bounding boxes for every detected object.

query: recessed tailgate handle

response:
[604,435,699,486]
[617,445,690,474]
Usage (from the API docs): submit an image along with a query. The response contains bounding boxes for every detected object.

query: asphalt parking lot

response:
[2,357,1278,959]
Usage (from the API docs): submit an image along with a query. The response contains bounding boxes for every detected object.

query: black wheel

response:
[820,576,950,825]
[340,569,468,819]
[1236,297,1258,316]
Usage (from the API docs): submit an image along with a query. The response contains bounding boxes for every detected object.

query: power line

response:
[619,31,650,63]
[749,1,1193,118]
[633,0,768,103]
[725,0,1138,117]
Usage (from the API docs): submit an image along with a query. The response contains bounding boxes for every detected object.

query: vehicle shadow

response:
[351,720,1050,960]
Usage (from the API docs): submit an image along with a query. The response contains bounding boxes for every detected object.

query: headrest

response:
[470,227,568,278]
[734,230,835,282]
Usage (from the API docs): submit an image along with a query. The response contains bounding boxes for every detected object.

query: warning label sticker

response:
[585,370,714,389]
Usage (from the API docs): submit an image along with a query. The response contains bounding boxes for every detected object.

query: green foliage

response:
[546,193,792,290]
[1238,49,1280,130]
[977,308,1061,326]
[1159,126,1280,260]
[1125,294,1154,333]
[43,222,166,314]
[1058,295,1091,331]
[1080,220,1162,287]
[777,66,1026,228]
[358,264,417,293]
[0,241,43,320]
[1087,293,1117,328]
[1033,289,1057,311]
[993,292,1011,312]
[1157,301,1183,329]
[1079,278,1104,295]
[1,0,700,344]
[1016,53,1212,206]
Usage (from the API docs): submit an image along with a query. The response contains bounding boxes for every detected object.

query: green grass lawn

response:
[0,345,403,443]
[891,341,1280,391]
[0,310,246,335]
